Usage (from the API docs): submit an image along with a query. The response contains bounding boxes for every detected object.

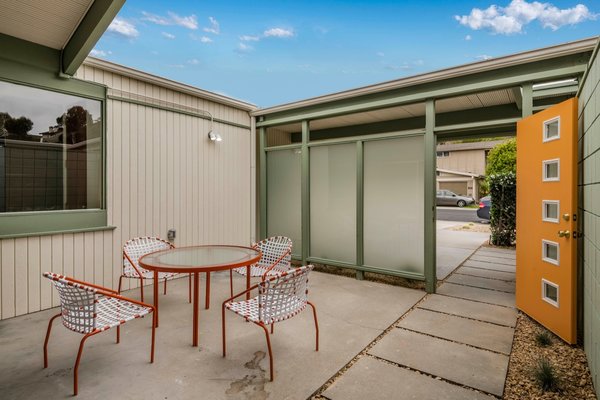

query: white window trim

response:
[542,200,560,223]
[541,279,560,308]
[543,116,560,143]
[542,159,560,182]
[542,239,560,266]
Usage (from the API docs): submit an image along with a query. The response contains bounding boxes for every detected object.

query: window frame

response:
[542,158,560,182]
[542,200,560,223]
[0,74,109,239]
[542,239,560,266]
[541,279,560,308]
[542,116,560,143]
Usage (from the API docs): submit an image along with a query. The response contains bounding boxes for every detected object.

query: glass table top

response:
[139,245,261,271]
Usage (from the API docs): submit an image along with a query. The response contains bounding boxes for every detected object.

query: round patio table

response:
[139,245,261,347]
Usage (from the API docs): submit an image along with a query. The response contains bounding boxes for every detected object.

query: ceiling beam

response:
[61,0,125,76]
[512,87,523,110]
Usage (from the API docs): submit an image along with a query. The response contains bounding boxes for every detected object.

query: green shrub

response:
[533,357,560,391]
[535,331,553,347]
[489,172,516,246]
[486,138,516,176]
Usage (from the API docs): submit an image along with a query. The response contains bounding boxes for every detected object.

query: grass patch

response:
[535,331,553,347]
[533,357,560,392]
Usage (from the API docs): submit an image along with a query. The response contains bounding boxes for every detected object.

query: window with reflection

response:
[0,81,102,212]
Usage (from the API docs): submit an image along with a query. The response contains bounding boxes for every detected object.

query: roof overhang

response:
[437,168,483,178]
[0,0,125,76]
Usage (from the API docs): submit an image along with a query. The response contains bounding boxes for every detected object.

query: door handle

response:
[558,230,570,238]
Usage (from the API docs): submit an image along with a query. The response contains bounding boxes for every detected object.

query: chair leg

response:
[139,277,144,302]
[163,278,167,295]
[43,313,62,368]
[229,269,233,298]
[258,323,274,381]
[117,276,123,294]
[73,331,98,396]
[205,272,211,310]
[188,274,192,304]
[222,303,227,357]
[116,326,120,344]
[150,311,156,363]
[308,301,319,351]
[271,324,274,334]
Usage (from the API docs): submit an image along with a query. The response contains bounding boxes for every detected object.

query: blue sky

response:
[93,0,600,107]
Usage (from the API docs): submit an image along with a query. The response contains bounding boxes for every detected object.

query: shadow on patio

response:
[0,271,424,399]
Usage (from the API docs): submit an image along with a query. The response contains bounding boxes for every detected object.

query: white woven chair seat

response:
[95,296,152,331]
[124,269,178,280]
[233,264,288,278]
[226,295,306,324]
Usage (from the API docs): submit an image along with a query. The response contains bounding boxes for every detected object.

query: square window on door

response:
[543,118,560,142]
[542,279,559,307]
[542,201,559,223]
[543,159,560,181]
[542,240,559,265]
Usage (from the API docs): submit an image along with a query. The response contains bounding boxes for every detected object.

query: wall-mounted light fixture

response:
[206,111,222,142]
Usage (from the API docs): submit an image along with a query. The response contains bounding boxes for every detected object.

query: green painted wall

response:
[579,42,600,396]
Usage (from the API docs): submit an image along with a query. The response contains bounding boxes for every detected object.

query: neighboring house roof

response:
[437,168,483,178]
[436,140,507,152]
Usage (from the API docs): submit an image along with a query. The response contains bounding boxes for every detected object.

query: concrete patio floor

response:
[436,220,489,280]
[0,270,425,400]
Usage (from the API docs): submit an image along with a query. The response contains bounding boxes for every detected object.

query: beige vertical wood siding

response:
[0,63,255,320]
[436,149,487,176]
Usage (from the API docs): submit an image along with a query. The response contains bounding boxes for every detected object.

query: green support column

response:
[356,141,364,280]
[522,82,533,117]
[424,100,437,293]
[301,121,310,264]
[259,127,267,239]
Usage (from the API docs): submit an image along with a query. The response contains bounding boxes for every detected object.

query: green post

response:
[301,121,310,264]
[424,99,437,293]
[356,141,364,279]
[259,127,267,239]
[522,82,533,117]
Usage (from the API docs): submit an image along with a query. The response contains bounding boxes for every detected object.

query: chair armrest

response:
[62,276,119,294]
[261,249,292,280]
[99,291,155,311]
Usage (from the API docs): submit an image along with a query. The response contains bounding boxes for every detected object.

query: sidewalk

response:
[318,246,517,400]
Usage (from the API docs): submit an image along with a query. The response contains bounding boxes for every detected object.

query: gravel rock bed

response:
[504,313,596,400]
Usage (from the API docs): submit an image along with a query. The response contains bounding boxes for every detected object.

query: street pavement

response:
[437,206,485,223]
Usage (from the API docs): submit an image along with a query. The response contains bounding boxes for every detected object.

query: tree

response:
[486,138,516,176]
[3,115,33,136]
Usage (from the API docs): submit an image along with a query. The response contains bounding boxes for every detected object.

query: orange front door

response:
[516,98,578,344]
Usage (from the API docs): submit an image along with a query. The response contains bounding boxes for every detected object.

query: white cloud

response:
[263,27,295,38]
[240,35,260,41]
[107,17,139,39]
[237,42,254,53]
[162,32,175,39]
[191,34,213,43]
[90,49,111,58]
[465,34,472,40]
[475,54,494,60]
[141,11,198,29]
[188,59,200,65]
[455,0,596,35]
[203,17,220,34]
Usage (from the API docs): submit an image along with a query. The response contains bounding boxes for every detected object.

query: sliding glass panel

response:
[310,143,356,263]
[266,149,302,256]
[363,136,424,275]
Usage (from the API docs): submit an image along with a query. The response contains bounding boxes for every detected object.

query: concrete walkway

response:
[436,221,490,280]
[321,246,517,400]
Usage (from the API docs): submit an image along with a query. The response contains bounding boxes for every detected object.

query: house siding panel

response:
[579,44,600,395]
[0,64,254,320]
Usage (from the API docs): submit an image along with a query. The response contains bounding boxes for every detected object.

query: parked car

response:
[477,195,491,221]
[436,190,475,207]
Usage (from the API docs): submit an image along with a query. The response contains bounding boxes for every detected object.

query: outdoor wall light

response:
[208,130,222,142]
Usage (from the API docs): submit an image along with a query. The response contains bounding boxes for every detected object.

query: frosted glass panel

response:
[310,144,356,263]
[363,136,424,275]
[267,149,302,256]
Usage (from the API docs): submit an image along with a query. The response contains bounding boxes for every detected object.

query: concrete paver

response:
[463,260,516,273]
[418,294,517,327]
[398,309,514,354]
[369,328,509,396]
[322,356,495,400]
[476,250,516,260]
[438,282,515,308]
[457,266,515,281]
[446,273,515,293]
[470,255,516,266]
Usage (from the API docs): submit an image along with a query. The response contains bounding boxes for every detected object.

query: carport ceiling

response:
[0,0,94,49]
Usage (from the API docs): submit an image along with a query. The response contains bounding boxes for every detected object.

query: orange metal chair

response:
[119,237,195,305]
[42,272,155,396]
[222,265,319,381]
